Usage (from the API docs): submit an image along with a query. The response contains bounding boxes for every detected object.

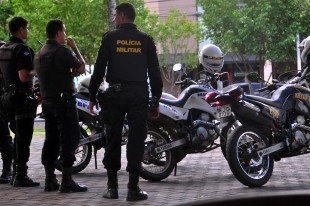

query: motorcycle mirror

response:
[173,63,182,72]
[246,72,261,82]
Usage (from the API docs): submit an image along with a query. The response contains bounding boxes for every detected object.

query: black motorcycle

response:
[206,64,310,187]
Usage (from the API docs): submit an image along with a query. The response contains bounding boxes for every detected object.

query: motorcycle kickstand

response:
[94,147,98,169]
[173,164,177,176]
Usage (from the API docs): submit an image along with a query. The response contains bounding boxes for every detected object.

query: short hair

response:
[8,17,28,35]
[46,19,64,39]
[115,3,136,22]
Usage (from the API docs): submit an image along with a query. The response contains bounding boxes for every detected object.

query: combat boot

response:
[126,186,148,201]
[13,165,40,187]
[44,166,60,191]
[103,171,118,199]
[59,167,88,193]
[0,162,12,184]
[126,172,148,201]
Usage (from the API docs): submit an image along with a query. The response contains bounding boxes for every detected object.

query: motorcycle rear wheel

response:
[55,127,92,174]
[226,125,274,187]
[140,127,176,181]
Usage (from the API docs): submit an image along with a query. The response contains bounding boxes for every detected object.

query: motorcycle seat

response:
[245,94,283,108]
[245,84,296,109]
[160,87,204,107]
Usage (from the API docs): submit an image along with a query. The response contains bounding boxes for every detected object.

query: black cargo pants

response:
[100,84,149,173]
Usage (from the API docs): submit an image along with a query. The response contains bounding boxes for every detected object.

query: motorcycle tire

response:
[140,127,176,182]
[55,127,92,174]
[226,125,274,187]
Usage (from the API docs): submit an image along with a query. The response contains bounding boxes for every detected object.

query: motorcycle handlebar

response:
[175,78,197,86]
[175,72,227,86]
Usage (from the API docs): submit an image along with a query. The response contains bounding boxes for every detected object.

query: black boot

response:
[103,171,118,199]
[13,165,40,187]
[59,167,88,193]
[0,161,12,184]
[126,172,148,201]
[44,166,60,191]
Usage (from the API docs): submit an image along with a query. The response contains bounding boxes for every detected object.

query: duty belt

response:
[43,92,76,101]
[109,81,147,89]
[4,84,33,95]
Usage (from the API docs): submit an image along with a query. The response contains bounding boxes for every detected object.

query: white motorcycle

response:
[139,64,230,181]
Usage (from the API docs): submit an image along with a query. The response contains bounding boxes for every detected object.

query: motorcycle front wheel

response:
[140,127,176,182]
[226,125,274,187]
[55,127,92,174]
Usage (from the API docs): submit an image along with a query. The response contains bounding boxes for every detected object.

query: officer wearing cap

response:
[89,2,163,202]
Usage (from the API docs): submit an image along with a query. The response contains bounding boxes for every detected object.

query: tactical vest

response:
[0,41,24,88]
[34,43,66,98]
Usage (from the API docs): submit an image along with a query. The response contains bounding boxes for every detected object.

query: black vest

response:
[0,41,24,88]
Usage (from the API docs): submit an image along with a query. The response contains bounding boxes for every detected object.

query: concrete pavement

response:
[1,123,310,205]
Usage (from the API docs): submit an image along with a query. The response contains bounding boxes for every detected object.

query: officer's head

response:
[8,17,29,40]
[114,3,136,28]
[46,19,67,44]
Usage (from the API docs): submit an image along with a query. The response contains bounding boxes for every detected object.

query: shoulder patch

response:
[23,51,31,56]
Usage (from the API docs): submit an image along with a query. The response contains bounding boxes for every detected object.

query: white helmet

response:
[199,44,224,74]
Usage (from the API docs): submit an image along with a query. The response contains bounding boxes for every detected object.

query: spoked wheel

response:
[226,125,274,187]
[55,127,92,174]
[140,127,176,182]
[220,121,240,159]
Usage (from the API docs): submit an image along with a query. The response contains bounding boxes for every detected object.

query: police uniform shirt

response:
[0,36,34,88]
[89,23,163,102]
[34,39,82,99]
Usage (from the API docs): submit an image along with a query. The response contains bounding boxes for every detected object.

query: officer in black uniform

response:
[89,2,163,202]
[0,17,39,187]
[0,40,13,184]
[34,19,87,193]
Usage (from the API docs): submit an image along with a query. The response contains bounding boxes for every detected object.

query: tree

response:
[0,0,13,40]
[155,9,201,94]
[107,0,116,31]
[8,0,160,65]
[198,0,310,76]
[10,0,108,64]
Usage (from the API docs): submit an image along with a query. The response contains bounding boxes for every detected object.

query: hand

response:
[66,36,77,49]
[71,68,80,77]
[149,107,160,120]
[89,101,99,114]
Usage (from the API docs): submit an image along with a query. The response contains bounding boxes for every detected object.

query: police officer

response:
[0,17,39,187]
[89,3,163,202]
[34,19,87,193]
[0,40,13,184]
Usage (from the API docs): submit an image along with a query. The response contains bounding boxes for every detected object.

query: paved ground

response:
[1,122,310,205]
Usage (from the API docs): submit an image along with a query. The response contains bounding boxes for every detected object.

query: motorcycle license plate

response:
[216,105,231,118]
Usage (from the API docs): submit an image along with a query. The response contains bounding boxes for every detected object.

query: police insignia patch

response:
[71,51,77,57]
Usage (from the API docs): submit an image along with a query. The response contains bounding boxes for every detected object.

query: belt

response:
[43,92,76,101]
[109,81,147,87]
[4,85,32,94]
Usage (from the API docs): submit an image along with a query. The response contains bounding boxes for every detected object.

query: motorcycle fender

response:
[159,103,188,120]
